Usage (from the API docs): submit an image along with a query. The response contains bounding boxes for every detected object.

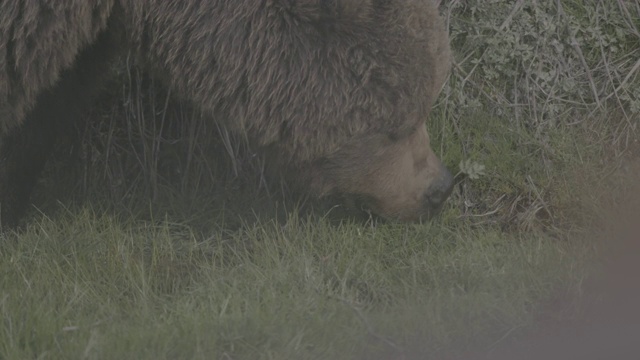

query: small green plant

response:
[458,159,486,180]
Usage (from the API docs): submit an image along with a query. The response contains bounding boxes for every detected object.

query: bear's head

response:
[259,0,454,221]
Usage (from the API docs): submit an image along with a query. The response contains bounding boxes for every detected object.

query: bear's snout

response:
[422,165,454,214]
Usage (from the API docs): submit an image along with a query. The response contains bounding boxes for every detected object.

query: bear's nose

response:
[423,166,454,209]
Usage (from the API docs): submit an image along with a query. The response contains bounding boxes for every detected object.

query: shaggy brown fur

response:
[0,0,452,227]
[0,1,116,132]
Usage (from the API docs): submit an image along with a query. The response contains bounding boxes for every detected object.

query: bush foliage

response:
[444,0,640,125]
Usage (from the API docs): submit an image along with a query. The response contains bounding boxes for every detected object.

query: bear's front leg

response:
[0,27,121,231]
[0,113,57,230]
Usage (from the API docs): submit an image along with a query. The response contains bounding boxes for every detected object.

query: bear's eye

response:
[387,132,400,142]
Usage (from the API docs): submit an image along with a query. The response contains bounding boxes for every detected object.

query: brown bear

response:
[0,0,453,229]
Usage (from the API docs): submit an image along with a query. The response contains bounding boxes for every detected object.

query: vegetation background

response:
[2,1,639,359]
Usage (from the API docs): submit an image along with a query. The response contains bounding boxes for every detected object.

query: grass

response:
[2,1,639,359]
[0,210,594,359]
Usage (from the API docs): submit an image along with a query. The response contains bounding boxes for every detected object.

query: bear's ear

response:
[268,0,376,24]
